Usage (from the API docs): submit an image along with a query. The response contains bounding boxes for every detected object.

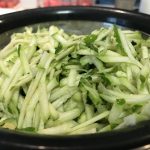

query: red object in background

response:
[43,0,93,7]
[44,0,61,7]
[77,0,93,6]
[0,0,19,8]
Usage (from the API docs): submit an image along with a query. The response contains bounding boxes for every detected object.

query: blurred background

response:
[0,0,149,15]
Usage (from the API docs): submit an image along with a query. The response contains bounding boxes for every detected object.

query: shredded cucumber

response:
[0,25,149,135]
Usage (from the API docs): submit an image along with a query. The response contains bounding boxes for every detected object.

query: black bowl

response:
[0,6,150,150]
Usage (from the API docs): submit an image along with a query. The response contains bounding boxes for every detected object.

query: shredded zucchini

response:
[0,25,149,135]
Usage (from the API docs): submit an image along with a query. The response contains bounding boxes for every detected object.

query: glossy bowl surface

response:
[0,6,150,150]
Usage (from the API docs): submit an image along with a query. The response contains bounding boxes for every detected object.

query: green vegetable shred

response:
[0,25,149,135]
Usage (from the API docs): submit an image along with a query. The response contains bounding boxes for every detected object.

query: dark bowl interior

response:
[0,6,150,150]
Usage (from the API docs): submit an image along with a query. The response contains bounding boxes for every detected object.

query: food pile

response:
[0,25,149,135]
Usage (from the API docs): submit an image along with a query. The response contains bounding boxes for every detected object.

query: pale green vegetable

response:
[0,25,149,135]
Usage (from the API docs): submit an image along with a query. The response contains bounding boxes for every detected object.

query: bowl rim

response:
[0,121,150,149]
[0,6,149,33]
